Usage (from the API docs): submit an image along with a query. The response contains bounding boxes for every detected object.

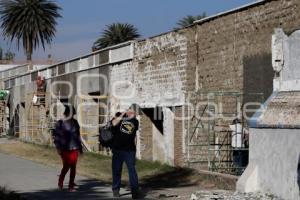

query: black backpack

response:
[99,121,113,148]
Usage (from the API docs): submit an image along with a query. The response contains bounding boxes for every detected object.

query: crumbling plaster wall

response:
[110,31,188,109]
[110,31,189,164]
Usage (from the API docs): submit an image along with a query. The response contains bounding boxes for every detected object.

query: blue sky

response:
[0,0,256,61]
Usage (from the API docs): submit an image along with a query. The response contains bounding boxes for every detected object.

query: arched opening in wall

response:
[13,105,20,137]
[6,94,15,137]
[0,97,9,136]
[18,102,25,138]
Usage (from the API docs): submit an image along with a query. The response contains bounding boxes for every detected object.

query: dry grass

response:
[0,141,173,182]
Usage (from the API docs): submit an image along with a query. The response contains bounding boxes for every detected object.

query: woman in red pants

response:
[53,105,83,191]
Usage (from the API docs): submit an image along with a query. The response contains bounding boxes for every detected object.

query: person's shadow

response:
[22,179,150,200]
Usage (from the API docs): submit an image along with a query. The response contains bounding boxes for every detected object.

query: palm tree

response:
[176,13,207,29]
[5,50,15,61]
[0,0,61,61]
[93,23,140,50]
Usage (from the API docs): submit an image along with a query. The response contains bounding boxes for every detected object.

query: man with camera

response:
[111,107,140,199]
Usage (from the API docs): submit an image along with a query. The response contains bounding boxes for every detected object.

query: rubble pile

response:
[190,190,283,200]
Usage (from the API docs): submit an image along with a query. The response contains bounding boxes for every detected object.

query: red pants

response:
[59,150,79,187]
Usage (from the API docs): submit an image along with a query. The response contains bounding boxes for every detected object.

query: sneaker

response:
[68,185,75,192]
[68,183,76,192]
[113,190,120,198]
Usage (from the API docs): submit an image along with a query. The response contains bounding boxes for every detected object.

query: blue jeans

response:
[233,149,248,175]
[112,149,139,192]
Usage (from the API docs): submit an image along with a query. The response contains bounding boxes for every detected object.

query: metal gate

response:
[187,91,264,175]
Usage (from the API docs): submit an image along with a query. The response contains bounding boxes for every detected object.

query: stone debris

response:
[190,193,198,200]
[158,193,179,199]
[190,190,284,200]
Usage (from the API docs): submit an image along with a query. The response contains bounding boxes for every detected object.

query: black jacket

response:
[53,118,82,152]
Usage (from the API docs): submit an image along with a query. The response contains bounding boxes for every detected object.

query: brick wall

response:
[191,0,300,99]
[135,31,188,106]
[110,31,188,109]
[174,106,184,166]
[139,111,153,160]
[110,0,300,168]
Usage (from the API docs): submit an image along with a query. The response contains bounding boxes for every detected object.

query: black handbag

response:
[99,121,113,148]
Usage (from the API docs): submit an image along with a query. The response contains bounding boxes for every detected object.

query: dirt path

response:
[0,138,237,199]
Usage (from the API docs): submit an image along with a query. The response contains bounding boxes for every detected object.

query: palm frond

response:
[0,0,62,60]
[175,13,207,29]
[93,23,140,50]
